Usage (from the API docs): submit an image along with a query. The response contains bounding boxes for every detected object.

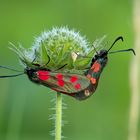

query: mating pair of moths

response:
[0,36,135,100]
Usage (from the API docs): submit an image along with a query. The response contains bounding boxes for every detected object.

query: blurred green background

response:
[0,0,137,140]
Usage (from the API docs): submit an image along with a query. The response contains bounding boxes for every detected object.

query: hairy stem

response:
[55,92,62,140]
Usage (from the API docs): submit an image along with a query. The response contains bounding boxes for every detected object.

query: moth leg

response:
[45,54,50,66]
[40,40,51,66]
[31,49,41,67]
[55,64,67,71]
[32,49,38,63]
[32,48,51,67]
[40,54,50,69]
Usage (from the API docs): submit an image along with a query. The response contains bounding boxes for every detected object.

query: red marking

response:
[38,71,50,81]
[90,78,96,84]
[58,80,65,87]
[56,73,63,79]
[86,74,91,79]
[75,83,81,90]
[70,76,78,83]
[91,62,100,72]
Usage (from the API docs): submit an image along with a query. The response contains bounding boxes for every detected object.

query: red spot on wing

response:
[75,83,81,90]
[86,74,91,79]
[91,62,101,72]
[38,71,50,81]
[70,76,78,83]
[56,73,65,87]
[56,73,63,79]
[90,78,96,84]
[58,80,65,87]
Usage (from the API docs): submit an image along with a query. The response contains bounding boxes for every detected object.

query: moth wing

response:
[38,71,90,94]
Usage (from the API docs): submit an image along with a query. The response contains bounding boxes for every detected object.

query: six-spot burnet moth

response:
[0,36,135,100]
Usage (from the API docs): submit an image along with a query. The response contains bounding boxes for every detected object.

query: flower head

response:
[11,27,105,72]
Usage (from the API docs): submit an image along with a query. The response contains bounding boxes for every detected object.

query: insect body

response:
[0,36,135,100]
[24,49,108,100]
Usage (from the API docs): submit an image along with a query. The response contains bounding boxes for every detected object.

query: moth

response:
[0,36,135,100]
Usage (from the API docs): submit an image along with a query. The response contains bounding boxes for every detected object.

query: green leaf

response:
[74,57,90,69]
[40,41,50,66]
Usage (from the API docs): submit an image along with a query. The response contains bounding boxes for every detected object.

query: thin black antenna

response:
[0,65,23,72]
[108,36,123,52]
[92,44,98,54]
[0,65,24,78]
[0,73,24,78]
[109,48,136,55]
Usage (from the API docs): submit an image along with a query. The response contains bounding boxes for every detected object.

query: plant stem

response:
[55,92,62,140]
[128,0,140,140]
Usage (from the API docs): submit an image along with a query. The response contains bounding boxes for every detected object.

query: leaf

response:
[74,57,90,69]
[40,41,50,66]
[56,43,71,62]
[9,43,32,67]
[55,52,75,70]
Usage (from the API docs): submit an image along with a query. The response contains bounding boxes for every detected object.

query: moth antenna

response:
[0,65,24,78]
[109,48,136,55]
[0,73,24,78]
[0,65,23,72]
[108,36,123,52]
[92,44,99,55]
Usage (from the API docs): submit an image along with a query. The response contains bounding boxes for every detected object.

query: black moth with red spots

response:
[24,36,135,100]
[0,36,135,100]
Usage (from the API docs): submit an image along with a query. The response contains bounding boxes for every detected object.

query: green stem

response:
[55,92,62,140]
